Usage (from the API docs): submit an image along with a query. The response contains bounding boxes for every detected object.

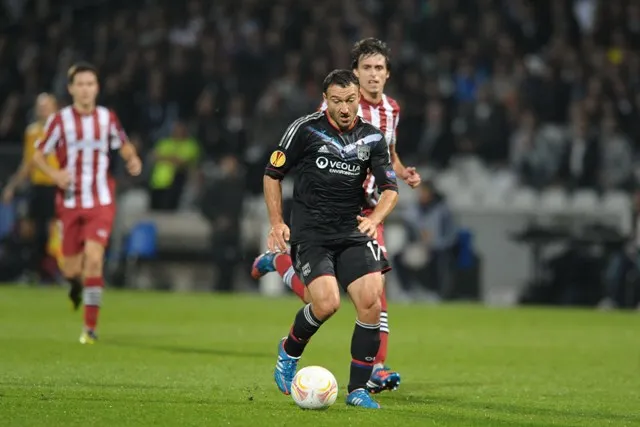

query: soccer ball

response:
[291,366,338,409]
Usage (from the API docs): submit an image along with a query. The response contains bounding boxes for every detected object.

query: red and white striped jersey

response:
[320,94,401,208]
[35,105,127,210]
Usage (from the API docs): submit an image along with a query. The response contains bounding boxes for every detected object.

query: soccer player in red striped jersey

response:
[32,62,142,344]
[252,38,421,393]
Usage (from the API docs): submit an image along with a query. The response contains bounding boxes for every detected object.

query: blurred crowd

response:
[2,0,640,201]
[2,0,640,303]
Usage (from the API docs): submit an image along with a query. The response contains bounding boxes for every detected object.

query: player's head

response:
[67,62,99,108]
[322,69,360,131]
[35,93,57,122]
[350,38,391,98]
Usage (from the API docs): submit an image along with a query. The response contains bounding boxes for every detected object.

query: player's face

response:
[68,71,99,107]
[353,54,389,97]
[323,83,360,131]
[35,96,56,122]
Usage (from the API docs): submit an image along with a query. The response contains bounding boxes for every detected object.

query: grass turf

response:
[0,286,639,427]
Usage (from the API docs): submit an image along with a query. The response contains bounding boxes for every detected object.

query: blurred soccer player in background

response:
[2,93,60,282]
[32,62,142,344]
[252,38,421,394]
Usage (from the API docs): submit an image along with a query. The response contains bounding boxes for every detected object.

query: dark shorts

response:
[28,185,56,222]
[291,239,391,290]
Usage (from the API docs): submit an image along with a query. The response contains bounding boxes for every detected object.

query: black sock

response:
[68,277,82,289]
[283,304,324,357]
[348,320,381,393]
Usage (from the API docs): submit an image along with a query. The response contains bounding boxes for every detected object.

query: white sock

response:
[282,266,295,290]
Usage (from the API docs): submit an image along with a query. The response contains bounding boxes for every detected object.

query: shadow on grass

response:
[105,339,273,359]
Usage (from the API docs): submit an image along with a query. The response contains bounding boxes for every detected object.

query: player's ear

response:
[353,68,360,79]
[322,92,328,102]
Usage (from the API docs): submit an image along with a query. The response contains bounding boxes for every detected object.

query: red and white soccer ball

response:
[291,366,338,409]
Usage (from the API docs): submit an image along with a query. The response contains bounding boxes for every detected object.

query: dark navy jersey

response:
[265,111,399,244]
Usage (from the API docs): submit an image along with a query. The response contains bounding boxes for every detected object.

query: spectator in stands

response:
[416,99,454,167]
[599,115,634,191]
[149,121,201,211]
[393,181,457,301]
[510,110,564,189]
[200,153,245,292]
[557,112,600,190]
[601,188,640,310]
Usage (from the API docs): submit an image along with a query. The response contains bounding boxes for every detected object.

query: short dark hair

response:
[350,38,391,70]
[67,62,98,84]
[322,69,359,93]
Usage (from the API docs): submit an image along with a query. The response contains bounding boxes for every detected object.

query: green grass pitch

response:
[0,286,639,427]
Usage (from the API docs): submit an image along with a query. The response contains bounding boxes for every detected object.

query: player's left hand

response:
[357,215,378,239]
[127,156,142,176]
[403,167,421,188]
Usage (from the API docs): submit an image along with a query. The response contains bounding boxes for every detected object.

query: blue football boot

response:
[274,337,299,395]
[346,388,381,408]
[366,365,401,394]
[251,252,277,279]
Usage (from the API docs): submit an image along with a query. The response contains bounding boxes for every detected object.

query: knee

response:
[61,257,82,280]
[61,264,82,280]
[313,295,341,320]
[356,290,382,322]
[83,249,103,276]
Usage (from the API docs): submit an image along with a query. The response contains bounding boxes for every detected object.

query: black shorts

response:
[291,239,391,290]
[28,185,56,222]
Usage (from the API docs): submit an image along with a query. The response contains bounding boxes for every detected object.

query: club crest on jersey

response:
[270,150,286,167]
[341,134,382,160]
[357,145,370,161]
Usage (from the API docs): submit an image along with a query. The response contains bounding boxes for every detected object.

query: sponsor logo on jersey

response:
[270,150,286,167]
[316,156,361,176]
[318,145,330,153]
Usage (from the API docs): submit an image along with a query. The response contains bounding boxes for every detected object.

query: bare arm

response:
[390,144,407,177]
[264,175,284,226]
[119,141,138,162]
[119,141,142,176]
[368,189,398,226]
[4,160,30,192]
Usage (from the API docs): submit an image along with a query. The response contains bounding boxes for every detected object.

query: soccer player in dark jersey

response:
[264,70,398,409]
[253,38,417,394]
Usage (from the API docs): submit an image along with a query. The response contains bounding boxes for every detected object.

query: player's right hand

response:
[54,170,72,190]
[268,223,290,253]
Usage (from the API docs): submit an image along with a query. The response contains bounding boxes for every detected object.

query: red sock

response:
[275,254,306,301]
[83,277,104,331]
[375,290,389,364]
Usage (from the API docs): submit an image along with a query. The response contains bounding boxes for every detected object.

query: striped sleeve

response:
[390,99,401,146]
[265,113,320,179]
[35,113,62,154]
[108,110,127,150]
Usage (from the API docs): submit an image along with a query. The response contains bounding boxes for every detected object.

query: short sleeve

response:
[264,117,308,180]
[109,110,127,150]
[390,111,400,146]
[370,131,398,193]
[35,113,61,154]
